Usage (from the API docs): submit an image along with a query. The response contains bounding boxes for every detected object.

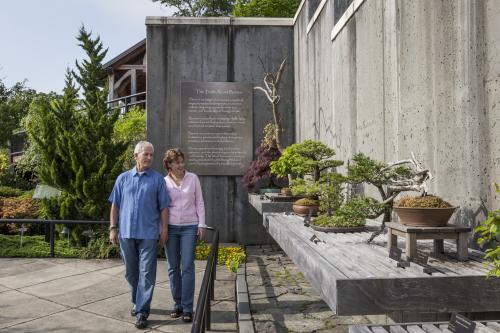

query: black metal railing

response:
[0,219,109,257]
[106,92,146,113]
[192,226,219,333]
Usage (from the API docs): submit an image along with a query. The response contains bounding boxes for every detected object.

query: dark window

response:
[334,0,354,25]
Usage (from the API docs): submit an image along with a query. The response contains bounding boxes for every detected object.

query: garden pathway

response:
[245,245,376,333]
[0,257,236,332]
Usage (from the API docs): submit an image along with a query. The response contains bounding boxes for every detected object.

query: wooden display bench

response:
[386,222,471,261]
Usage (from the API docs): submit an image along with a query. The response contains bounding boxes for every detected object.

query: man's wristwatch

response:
[109,225,118,231]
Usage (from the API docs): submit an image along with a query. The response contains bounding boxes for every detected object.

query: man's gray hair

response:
[134,141,154,155]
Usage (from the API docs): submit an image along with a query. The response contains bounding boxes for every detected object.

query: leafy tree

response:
[0,80,37,148]
[242,123,281,190]
[233,0,299,17]
[153,0,234,16]
[26,26,128,221]
[242,145,281,190]
[113,106,147,169]
[476,183,500,277]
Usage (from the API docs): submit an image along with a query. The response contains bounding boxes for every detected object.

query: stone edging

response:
[236,264,255,333]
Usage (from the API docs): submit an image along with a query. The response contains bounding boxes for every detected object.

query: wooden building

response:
[103,39,146,111]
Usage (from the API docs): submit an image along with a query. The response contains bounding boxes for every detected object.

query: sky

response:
[0,0,174,93]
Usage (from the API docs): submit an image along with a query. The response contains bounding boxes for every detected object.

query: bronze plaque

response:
[180,82,253,175]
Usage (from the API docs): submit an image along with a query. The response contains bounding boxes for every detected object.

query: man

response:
[109,141,170,329]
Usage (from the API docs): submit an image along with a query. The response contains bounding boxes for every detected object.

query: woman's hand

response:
[197,227,205,240]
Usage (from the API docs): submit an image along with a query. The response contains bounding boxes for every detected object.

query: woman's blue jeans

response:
[164,224,198,314]
[119,238,158,317]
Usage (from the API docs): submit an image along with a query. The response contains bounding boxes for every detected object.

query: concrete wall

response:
[295,0,500,230]
[146,17,295,243]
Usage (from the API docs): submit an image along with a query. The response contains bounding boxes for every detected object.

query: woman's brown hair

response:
[163,148,185,171]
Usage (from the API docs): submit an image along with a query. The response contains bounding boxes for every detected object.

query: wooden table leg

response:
[457,232,469,261]
[433,239,444,256]
[405,233,417,260]
[387,229,397,249]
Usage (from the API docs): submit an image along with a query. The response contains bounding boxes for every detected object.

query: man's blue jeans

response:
[164,225,198,314]
[119,238,158,317]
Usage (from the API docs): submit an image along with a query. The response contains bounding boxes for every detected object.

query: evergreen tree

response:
[28,26,128,220]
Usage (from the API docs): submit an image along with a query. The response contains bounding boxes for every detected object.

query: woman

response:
[163,148,206,323]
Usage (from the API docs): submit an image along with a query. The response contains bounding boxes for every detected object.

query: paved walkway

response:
[245,245,374,333]
[0,258,237,332]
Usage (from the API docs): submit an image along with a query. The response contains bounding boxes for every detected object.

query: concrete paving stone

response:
[254,320,287,333]
[19,271,129,307]
[54,258,123,272]
[0,285,10,293]
[302,302,337,320]
[214,279,235,300]
[252,307,329,332]
[0,258,56,278]
[327,315,371,326]
[2,308,140,333]
[0,290,67,330]
[247,284,288,296]
[214,267,236,281]
[157,265,212,292]
[210,300,237,329]
[79,282,193,326]
[0,264,88,289]
[97,264,126,277]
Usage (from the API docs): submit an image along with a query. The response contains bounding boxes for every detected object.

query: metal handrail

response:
[106,92,146,113]
[0,219,109,257]
[106,92,146,104]
[191,226,219,333]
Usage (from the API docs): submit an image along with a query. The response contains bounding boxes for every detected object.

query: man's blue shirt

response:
[109,167,170,239]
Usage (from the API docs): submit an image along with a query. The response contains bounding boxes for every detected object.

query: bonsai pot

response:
[394,207,458,227]
[292,204,319,216]
[280,187,292,196]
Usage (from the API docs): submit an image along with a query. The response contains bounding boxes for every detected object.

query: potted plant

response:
[393,195,457,227]
[292,197,319,216]
[242,124,282,193]
[346,152,432,241]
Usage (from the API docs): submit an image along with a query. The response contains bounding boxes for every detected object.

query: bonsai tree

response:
[242,123,281,191]
[347,152,432,242]
[475,183,500,276]
[254,58,287,152]
[313,197,386,228]
[292,172,345,215]
[270,140,343,182]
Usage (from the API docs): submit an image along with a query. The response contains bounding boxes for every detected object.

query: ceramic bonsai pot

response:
[394,207,458,227]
